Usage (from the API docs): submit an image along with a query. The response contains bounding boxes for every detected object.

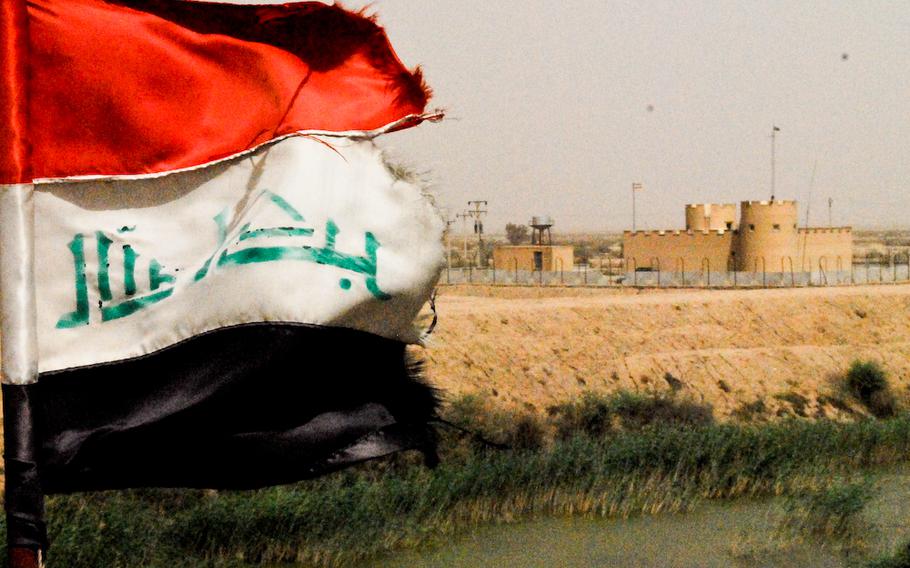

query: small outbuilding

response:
[492,245,574,272]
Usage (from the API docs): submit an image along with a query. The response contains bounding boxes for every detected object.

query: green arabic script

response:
[55,191,391,329]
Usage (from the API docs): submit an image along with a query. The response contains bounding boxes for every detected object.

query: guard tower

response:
[530,216,554,245]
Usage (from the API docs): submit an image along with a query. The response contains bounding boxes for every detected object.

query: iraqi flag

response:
[1,0,444,498]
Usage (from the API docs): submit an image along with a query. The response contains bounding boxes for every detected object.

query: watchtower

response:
[735,200,798,271]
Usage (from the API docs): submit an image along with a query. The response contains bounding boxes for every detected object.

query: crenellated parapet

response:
[741,200,797,207]
[623,229,729,237]
[798,227,853,234]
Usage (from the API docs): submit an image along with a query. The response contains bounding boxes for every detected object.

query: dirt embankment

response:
[420,284,910,419]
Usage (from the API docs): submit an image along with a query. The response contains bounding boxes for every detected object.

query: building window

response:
[749,224,755,231]
[726,222,733,230]
[772,224,781,232]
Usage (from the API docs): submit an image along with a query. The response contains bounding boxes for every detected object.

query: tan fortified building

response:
[624,200,852,273]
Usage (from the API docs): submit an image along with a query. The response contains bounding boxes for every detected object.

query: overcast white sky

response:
[331,2,910,232]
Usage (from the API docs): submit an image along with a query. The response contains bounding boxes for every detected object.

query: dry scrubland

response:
[421,283,910,420]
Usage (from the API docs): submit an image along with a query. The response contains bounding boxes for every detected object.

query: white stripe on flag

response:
[35,137,444,373]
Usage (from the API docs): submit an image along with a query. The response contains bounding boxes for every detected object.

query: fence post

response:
[818,257,829,286]
[676,258,685,288]
[651,258,662,288]
[701,258,711,288]
[783,256,795,287]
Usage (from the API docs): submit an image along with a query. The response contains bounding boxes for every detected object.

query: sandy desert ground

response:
[419,283,910,419]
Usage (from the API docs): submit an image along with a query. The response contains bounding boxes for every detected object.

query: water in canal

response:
[364,470,910,568]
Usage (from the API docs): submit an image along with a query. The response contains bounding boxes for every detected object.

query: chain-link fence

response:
[439,255,910,288]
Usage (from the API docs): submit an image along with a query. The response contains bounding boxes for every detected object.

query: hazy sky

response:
[340,1,908,233]
[236,0,909,232]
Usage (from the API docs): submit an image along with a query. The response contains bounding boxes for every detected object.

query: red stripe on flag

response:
[21,0,430,180]
[0,0,31,184]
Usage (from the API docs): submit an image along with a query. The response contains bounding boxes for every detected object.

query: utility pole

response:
[456,211,470,267]
[771,125,780,201]
[467,200,488,267]
[631,182,642,231]
[828,198,833,228]
[444,215,455,271]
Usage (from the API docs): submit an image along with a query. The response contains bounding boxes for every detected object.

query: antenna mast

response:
[770,126,780,201]
[801,160,817,270]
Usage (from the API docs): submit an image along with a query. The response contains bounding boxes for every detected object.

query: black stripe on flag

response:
[32,324,439,493]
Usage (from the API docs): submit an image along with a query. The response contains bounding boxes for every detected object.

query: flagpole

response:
[1,0,47,566]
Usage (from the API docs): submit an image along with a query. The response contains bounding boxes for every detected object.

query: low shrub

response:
[504,413,546,450]
[441,394,545,451]
[848,361,888,402]
[846,361,896,418]
[732,398,767,422]
[774,392,810,417]
[548,392,613,439]
[549,391,713,439]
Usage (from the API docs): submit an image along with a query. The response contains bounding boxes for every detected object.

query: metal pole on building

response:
[828,198,833,228]
[770,126,780,201]
[632,182,642,231]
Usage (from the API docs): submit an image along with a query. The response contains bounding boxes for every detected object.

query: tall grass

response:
[867,542,910,568]
[2,410,910,567]
[779,477,877,554]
